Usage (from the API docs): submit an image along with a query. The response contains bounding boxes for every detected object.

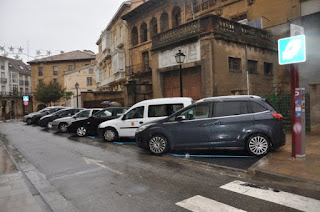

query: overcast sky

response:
[0,0,124,62]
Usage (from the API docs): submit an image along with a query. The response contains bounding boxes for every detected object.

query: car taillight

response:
[272,113,282,121]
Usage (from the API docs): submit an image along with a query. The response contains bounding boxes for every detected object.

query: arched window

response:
[150,17,158,38]
[140,22,148,42]
[132,27,138,46]
[172,6,181,28]
[160,12,169,32]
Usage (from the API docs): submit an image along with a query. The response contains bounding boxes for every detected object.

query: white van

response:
[98,97,193,142]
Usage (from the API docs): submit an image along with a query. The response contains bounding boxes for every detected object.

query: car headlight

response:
[68,122,73,126]
[136,124,151,133]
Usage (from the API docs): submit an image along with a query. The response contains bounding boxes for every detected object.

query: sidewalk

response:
[0,145,43,212]
[252,133,320,186]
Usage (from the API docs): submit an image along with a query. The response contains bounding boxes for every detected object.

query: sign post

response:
[278,25,306,158]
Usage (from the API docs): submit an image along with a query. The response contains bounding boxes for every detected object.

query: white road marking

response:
[83,157,123,175]
[220,180,320,212]
[50,167,103,181]
[176,195,246,212]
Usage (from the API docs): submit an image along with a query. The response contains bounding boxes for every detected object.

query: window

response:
[142,51,150,72]
[160,12,169,32]
[150,17,158,38]
[214,101,248,117]
[68,65,74,71]
[250,102,267,113]
[264,62,273,75]
[0,61,5,70]
[53,78,58,85]
[140,22,148,42]
[148,104,183,117]
[124,106,144,119]
[38,67,43,76]
[94,110,112,118]
[53,66,58,75]
[248,60,258,74]
[39,79,43,86]
[76,110,90,118]
[87,77,93,86]
[175,104,211,121]
[229,57,241,72]
[172,6,181,28]
[89,68,94,74]
[132,27,138,46]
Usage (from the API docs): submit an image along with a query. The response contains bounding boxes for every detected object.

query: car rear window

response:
[250,102,268,113]
[148,104,183,117]
[214,101,248,117]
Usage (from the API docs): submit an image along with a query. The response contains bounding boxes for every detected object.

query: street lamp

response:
[175,50,186,97]
[75,82,79,108]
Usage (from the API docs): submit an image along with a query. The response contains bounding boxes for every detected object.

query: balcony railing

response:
[0,91,33,97]
[152,19,201,50]
[115,72,126,81]
[152,15,274,51]
[0,78,7,84]
[126,63,152,76]
[99,75,115,87]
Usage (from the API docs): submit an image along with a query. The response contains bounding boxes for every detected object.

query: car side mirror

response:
[176,115,186,122]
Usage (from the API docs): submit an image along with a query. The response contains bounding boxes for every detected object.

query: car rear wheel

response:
[26,118,32,125]
[59,123,68,133]
[76,126,87,137]
[103,128,118,142]
[148,135,169,156]
[47,121,53,129]
[247,134,270,156]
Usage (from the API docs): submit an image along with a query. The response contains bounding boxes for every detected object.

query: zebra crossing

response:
[176,180,320,212]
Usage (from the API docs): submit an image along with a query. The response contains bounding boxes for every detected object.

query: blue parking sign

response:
[278,35,306,65]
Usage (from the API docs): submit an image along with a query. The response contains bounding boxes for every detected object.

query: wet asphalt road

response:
[0,122,319,212]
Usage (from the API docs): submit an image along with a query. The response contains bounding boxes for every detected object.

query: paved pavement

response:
[0,145,43,212]
[1,119,319,211]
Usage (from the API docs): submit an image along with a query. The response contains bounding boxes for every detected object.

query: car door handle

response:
[139,121,143,124]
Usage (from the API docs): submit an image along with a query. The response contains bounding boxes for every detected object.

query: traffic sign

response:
[278,35,306,65]
[23,96,29,102]
[23,101,29,106]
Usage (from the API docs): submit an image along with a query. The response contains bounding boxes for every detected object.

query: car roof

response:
[196,95,262,103]
[131,97,193,107]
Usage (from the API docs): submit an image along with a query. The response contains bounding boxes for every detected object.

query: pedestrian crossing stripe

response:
[176,181,320,212]
[176,195,246,212]
[220,180,320,212]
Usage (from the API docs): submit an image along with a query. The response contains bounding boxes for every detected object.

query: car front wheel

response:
[26,118,32,125]
[247,134,270,156]
[148,135,169,156]
[59,123,68,133]
[103,128,118,142]
[76,126,87,137]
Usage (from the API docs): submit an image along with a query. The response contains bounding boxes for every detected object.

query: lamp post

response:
[75,82,79,108]
[175,50,186,97]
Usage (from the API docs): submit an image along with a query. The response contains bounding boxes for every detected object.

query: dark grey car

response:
[135,95,286,156]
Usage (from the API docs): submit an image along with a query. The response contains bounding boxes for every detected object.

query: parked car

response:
[23,106,65,125]
[39,108,84,129]
[68,107,128,137]
[98,97,193,142]
[52,108,102,133]
[135,95,286,156]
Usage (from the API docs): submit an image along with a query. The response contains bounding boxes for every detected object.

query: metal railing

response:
[0,78,7,84]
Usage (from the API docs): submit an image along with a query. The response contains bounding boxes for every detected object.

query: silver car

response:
[52,108,102,132]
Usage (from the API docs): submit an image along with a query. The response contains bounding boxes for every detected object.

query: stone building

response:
[122,0,280,103]
[0,56,31,118]
[28,50,95,111]
[63,63,97,107]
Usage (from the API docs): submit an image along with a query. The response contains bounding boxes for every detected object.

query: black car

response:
[67,107,128,137]
[135,95,286,156]
[39,108,83,128]
[23,106,65,125]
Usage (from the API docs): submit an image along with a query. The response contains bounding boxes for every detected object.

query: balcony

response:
[116,36,124,48]
[99,75,115,87]
[0,78,7,84]
[152,15,274,51]
[115,72,126,81]
[25,81,29,86]
[19,80,24,86]
[126,63,152,76]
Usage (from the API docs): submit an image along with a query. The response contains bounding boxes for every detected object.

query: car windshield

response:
[75,110,91,118]
[93,109,112,118]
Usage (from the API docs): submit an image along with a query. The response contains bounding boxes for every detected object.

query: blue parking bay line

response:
[168,153,255,158]
[88,136,97,139]
[113,142,136,145]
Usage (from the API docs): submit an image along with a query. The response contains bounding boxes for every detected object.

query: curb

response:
[0,133,78,212]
